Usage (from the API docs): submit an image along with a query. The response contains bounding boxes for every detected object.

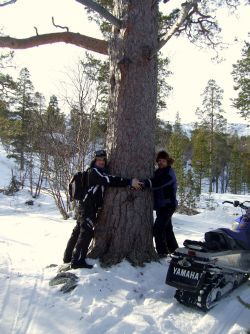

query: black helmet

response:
[94,149,107,158]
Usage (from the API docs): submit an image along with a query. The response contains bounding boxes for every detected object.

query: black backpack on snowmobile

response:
[205,201,250,251]
[166,200,250,311]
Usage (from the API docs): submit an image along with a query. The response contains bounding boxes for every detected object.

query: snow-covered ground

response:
[0,150,250,334]
[0,145,16,189]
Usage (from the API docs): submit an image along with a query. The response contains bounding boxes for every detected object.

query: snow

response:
[0,145,16,189]
[180,123,250,138]
[0,147,250,334]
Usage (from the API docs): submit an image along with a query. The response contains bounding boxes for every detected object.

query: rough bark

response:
[89,0,159,266]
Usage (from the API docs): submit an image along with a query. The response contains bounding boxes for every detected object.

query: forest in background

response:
[0,43,249,219]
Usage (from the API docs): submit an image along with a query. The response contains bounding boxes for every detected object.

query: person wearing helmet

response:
[63,149,141,269]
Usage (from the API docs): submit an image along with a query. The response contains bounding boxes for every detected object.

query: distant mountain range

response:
[180,122,250,137]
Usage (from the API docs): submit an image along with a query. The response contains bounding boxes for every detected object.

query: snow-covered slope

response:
[0,145,16,189]
[225,123,250,137]
[181,123,249,138]
[0,145,250,334]
[0,193,250,333]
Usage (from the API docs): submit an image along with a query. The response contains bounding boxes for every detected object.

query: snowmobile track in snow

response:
[0,251,14,322]
[12,268,44,334]
[0,248,45,334]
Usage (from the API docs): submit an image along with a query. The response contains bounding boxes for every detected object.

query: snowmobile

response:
[166,200,250,311]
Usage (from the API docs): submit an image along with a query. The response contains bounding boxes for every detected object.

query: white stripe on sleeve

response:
[93,168,110,183]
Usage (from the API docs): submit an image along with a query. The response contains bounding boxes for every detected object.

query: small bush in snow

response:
[4,176,21,196]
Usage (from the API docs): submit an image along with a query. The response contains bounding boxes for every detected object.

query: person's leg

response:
[153,208,168,255]
[63,202,84,263]
[71,217,94,269]
[164,211,179,253]
[63,221,80,263]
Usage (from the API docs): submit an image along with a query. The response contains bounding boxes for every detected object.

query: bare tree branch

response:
[76,0,122,29]
[52,16,69,32]
[0,0,17,7]
[0,32,108,55]
[157,0,224,53]
[157,1,197,52]
[180,9,220,49]
[34,27,39,36]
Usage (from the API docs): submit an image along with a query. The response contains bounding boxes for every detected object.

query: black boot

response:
[71,259,93,269]
[70,222,94,269]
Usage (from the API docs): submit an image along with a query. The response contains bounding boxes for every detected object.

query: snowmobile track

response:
[13,267,45,334]
[0,247,45,334]
[194,280,250,334]
[0,251,14,322]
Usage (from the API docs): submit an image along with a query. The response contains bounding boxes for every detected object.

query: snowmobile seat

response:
[219,228,250,251]
[204,229,249,251]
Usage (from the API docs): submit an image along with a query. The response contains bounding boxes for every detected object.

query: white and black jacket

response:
[80,167,131,220]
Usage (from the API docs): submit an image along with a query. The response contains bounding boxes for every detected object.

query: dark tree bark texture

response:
[89,0,159,266]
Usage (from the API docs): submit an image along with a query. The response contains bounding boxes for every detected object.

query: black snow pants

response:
[63,220,81,263]
[63,202,94,263]
[153,206,178,255]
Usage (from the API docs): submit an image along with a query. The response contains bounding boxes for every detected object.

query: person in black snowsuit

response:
[142,150,179,257]
[63,150,141,269]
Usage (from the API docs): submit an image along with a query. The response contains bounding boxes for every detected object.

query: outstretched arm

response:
[143,169,176,190]
[89,168,131,187]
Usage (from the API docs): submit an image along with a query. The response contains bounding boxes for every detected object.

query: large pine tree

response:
[0,0,242,265]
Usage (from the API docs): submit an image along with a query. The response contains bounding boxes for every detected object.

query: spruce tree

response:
[191,127,210,194]
[196,79,227,193]
[168,113,195,212]
[12,67,35,171]
[0,51,16,147]
[212,132,230,193]
[228,135,244,194]
[232,40,250,120]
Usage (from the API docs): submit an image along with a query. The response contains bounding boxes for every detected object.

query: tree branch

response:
[34,27,39,36]
[52,16,69,32]
[0,0,17,7]
[76,0,122,29]
[0,32,108,55]
[157,1,197,52]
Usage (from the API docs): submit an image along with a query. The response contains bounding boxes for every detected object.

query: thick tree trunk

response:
[90,0,159,266]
